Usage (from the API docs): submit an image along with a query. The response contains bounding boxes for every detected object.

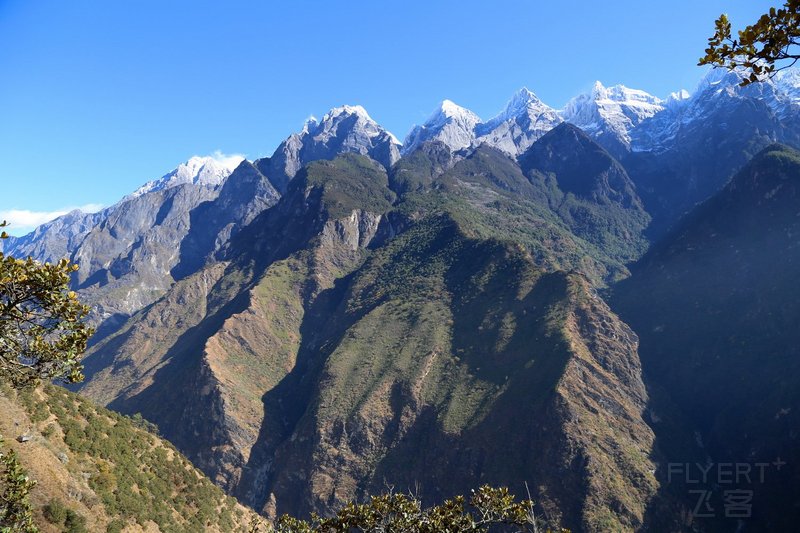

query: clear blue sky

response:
[0,0,774,234]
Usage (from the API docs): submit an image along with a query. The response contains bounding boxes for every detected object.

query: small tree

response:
[0,221,93,387]
[699,1,800,84]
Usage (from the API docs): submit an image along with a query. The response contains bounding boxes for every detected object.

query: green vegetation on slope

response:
[393,144,636,283]
[303,154,396,220]
[256,213,656,531]
[0,383,256,532]
[518,124,650,266]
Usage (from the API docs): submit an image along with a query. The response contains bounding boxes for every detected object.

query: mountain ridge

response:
[6,68,800,533]
[7,67,800,255]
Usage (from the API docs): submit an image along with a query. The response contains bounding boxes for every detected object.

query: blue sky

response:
[0,0,774,234]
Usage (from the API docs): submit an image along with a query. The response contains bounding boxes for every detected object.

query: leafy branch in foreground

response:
[0,221,93,386]
[699,1,800,84]
[250,485,566,532]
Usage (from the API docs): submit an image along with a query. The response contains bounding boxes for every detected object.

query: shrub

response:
[42,499,68,524]
[41,423,57,439]
[105,519,124,533]
[63,509,88,533]
[0,438,38,533]
[270,485,562,532]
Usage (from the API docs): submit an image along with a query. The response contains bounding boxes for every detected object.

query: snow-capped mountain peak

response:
[306,104,401,148]
[662,89,691,113]
[560,82,664,156]
[509,86,539,102]
[129,154,245,199]
[402,99,481,154]
[587,81,663,108]
[474,87,562,156]
[490,87,550,123]
[434,99,481,123]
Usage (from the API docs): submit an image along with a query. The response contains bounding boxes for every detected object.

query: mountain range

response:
[4,68,800,532]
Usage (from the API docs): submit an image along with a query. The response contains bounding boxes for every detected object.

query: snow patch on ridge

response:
[322,105,373,123]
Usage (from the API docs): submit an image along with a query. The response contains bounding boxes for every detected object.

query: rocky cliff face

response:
[72,182,221,319]
[169,160,281,279]
[70,161,278,332]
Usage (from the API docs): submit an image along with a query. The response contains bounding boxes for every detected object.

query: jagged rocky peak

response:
[476,87,563,155]
[496,87,554,121]
[260,104,401,194]
[403,99,481,154]
[308,104,402,165]
[310,104,401,148]
[560,81,663,156]
[129,154,245,199]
